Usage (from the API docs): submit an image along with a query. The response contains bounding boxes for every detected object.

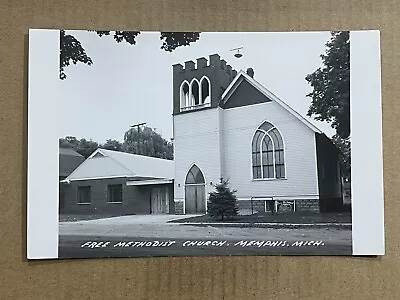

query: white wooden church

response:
[172,54,343,214]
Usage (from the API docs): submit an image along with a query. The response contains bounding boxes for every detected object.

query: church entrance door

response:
[184,165,206,214]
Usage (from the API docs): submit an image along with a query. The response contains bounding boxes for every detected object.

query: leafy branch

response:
[59,30,200,80]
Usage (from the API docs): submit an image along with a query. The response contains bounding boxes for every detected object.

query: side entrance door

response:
[151,187,168,214]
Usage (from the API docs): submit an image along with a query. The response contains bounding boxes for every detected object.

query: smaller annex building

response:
[60,149,174,216]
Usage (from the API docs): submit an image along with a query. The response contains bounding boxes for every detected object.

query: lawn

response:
[168,212,352,224]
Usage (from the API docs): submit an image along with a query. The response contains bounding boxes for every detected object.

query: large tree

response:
[59,126,173,160]
[332,134,351,178]
[122,126,173,160]
[306,31,351,178]
[60,30,200,80]
[305,31,350,139]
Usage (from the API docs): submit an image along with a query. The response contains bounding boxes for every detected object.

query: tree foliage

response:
[60,30,200,80]
[332,134,351,179]
[207,178,239,221]
[102,139,123,152]
[305,31,350,139]
[59,30,93,80]
[59,136,99,158]
[59,126,173,160]
[159,32,200,52]
[122,126,173,160]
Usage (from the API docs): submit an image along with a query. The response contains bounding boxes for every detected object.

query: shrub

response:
[207,178,239,221]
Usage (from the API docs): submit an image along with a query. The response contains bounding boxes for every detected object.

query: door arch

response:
[185,164,206,214]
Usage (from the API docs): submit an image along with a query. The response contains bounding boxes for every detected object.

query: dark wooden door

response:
[151,187,167,214]
[185,184,205,214]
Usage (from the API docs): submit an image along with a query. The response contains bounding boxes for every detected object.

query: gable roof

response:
[62,148,174,182]
[59,148,85,178]
[59,147,84,157]
[221,70,322,133]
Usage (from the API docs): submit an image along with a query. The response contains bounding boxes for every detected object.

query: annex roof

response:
[62,148,174,182]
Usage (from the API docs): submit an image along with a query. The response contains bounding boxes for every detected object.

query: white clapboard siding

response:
[173,108,223,200]
[223,101,319,199]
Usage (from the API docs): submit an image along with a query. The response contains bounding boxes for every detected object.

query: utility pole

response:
[130,122,146,132]
[130,122,146,155]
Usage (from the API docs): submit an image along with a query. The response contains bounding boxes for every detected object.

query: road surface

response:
[58,216,352,258]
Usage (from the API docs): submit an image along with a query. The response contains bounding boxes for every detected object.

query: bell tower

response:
[172,54,237,115]
[171,54,237,214]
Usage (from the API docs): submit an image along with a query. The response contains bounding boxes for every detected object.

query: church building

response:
[172,54,342,214]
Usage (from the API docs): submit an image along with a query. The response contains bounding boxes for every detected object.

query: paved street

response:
[59,215,352,258]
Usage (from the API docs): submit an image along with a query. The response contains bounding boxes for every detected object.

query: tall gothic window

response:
[252,121,285,179]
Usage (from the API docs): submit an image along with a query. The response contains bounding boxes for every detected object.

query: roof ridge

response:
[100,148,173,162]
[221,71,322,134]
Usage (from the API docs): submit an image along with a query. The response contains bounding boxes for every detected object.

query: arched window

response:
[180,81,189,108]
[185,164,205,184]
[190,79,200,106]
[180,77,211,111]
[252,121,285,179]
[200,76,211,104]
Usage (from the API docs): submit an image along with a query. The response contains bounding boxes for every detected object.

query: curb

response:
[177,222,352,229]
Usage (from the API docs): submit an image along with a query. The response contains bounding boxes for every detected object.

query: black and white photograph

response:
[27,29,384,259]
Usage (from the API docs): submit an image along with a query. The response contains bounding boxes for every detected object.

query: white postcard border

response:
[351,30,385,255]
[26,29,385,258]
[27,29,60,259]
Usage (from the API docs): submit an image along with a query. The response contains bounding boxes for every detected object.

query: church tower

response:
[172,54,237,115]
[172,54,237,214]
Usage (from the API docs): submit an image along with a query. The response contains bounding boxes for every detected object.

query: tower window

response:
[191,80,200,106]
[179,76,211,111]
[180,81,190,108]
[200,76,211,104]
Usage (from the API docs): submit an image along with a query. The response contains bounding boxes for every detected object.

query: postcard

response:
[27,29,384,259]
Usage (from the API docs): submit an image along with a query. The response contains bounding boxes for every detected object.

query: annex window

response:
[108,184,123,203]
[252,121,285,179]
[77,186,91,204]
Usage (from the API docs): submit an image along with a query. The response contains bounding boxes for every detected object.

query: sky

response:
[58,30,335,143]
